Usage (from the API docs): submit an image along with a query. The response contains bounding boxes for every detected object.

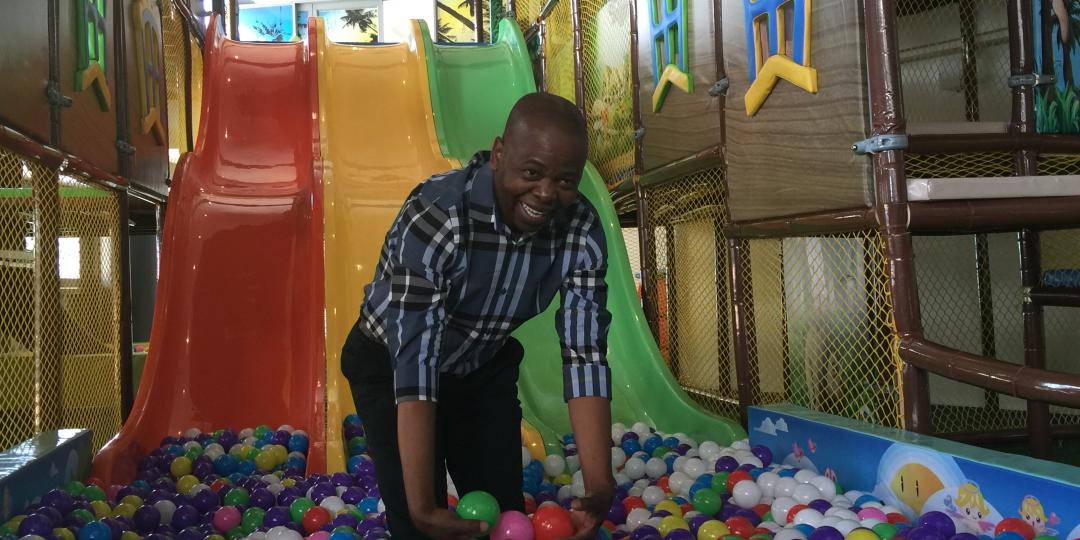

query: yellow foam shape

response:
[651,64,692,113]
[744,54,818,116]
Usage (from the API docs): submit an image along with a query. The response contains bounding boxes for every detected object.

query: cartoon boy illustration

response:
[944,482,995,534]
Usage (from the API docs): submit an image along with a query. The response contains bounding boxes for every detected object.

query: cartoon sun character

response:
[944,482,995,534]
[1019,496,1059,536]
[889,463,944,514]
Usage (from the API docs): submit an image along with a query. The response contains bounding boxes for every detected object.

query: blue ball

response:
[329,531,358,540]
[671,496,688,506]
[795,524,816,537]
[621,439,642,455]
[213,454,239,475]
[286,456,306,470]
[344,414,362,426]
[359,497,380,514]
[539,482,557,496]
[663,437,680,449]
[664,455,678,474]
[78,521,112,540]
[347,455,366,475]
[995,533,1024,540]
[778,468,798,477]
[166,445,185,457]
[749,468,765,479]
[236,459,256,475]
[288,434,309,453]
[562,434,575,445]
[854,495,880,506]
[254,440,267,449]
[642,435,663,455]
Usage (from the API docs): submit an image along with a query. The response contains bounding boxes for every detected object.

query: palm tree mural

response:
[436,0,477,42]
[1038,0,1080,132]
[1050,0,1080,87]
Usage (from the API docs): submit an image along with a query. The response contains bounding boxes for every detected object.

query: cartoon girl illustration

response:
[944,482,995,534]
[1019,496,1059,536]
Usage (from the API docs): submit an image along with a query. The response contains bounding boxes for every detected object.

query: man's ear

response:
[490,136,504,171]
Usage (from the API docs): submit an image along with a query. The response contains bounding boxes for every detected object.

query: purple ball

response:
[36,506,63,526]
[918,512,956,538]
[331,472,354,487]
[357,461,376,477]
[271,431,291,446]
[176,527,203,540]
[607,503,627,524]
[667,530,695,540]
[341,487,364,505]
[250,487,275,510]
[688,515,711,534]
[191,488,219,513]
[676,444,692,456]
[343,425,364,439]
[309,482,336,503]
[715,456,739,473]
[653,510,671,518]
[42,489,76,515]
[737,463,756,472]
[264,507,291,527]
[284,522,304,534]
[750,445,773,467]
[332,514,360,529]
[18,514,54,537]
[171,505,201,529]
[621,432,640,443]
[807,499,832,513]
[153,524,175,536]
[810,526,845,540]
[132,505,162,533]
[363,528,387,540]
[718,504,739,521]
[949,534,979,540]
[907,526,947,540]
[630,525,661,540]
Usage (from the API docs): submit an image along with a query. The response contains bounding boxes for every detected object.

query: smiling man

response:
[340,92,614,540]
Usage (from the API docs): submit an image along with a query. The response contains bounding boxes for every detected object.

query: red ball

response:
[301,506,332,535]
[523,495,537,515]
[752,504,771,518]
[995,518,1035,540]
[726,470,753,493]
[657,476,671,493]
[886,513,909,524]
[448,495,459,508]
[602,520,616,532]
[210,479,228,493]
[786,504,808,525]
[533,505,574,540]
[753,528,774,536]
[680,503,694,516]
[623,496,646,513]
[725,516,755,539]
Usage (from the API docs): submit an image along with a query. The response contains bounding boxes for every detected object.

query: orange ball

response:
[210,480,228,493]
[725,516,754,539]
[301,506,332,535]
[886,513,908,524]
[657,476,671,493]
[995,518,1035,540]
[752,504,771,517]
[726,470,753,493]
[532,505,574,540]
[523,496,537,515]
[623,496,646,513]
[602,520,616,532]
[786,504,808,525]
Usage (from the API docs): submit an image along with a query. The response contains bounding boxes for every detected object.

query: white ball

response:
[614,472,631,486]
[632,422,652,437]
[880,505,902,515]
[645,458,667,479]
[153,500,176,524]
[261,474,281,485]
[626,508,652,530]
[266,526,302,540]
[293,429,307,438]
[673,456,688,474]
[861,501,884,509]
[731,440,751,451]
[844,490,864,501]
[791,483,822,504]
[183,428,201,438]
[682,458,706,479]
[267,483,284,495]
[669,471,692,496]
[736,453,764,468]
[558,485,574,500]
[756,471,780,497]
[276,424,294,433]
[204,443,225,459]
[246,532,267,540]
[565,455,581,474]
[521,447,532,468]
[832,509,859,522]
[377,500,385,513]
[624,457,646,479]
[770,496,798,525]
[572,470,584,486]
[627,486,644,497]
[239,428,254,439]
[759,522,782,533]
[731,479,763,509]
[794,469,818,483]
[793,508,825,528]
[860,519,885,529]
[320,496,345,514]
[685,449,699,458]
[821,516,842,527]
[832,496,853,507]
[634,479,652,490]
[243,436,258,446]
[642,485,666,507]
[570,483,586,498]
[773,529,808,540]
[543,454,566,477]
[612,423,628,444]
[188,483,210,496]
[775,477,799,498]
[336,486,347,496]
[809,476,838,499]
[612,447,627,469]
[834,520,862,536]
[20,535,47,540]
[699,441,722,461]
[645,517,663,530]
[183,441,203,452]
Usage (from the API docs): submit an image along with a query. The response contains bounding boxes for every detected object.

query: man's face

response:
[490,124,587,234]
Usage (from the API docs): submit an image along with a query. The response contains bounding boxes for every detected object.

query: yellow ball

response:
[112,503,137,519]
[53,527,76,540]
[282,478,295,487]
[121,495,144,508]
[847,529,881,540]
[5,516,26,531]
[254,450,277,472]
[654,500,683,518]
[120,531,143,540]
[553,473,572,486]
[90,500,112,519]
[170,456,193,478]
[698,520,731,540]
[268,444,288,464]
[658,516,690,537]
[176,474,200,495]
[243,445,259,461]
[206,535,226,540]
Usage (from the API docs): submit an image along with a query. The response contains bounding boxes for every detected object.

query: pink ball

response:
[307,532,331,540]
[492,510,535,540]
[857,507,888,522]
[107,485,124,503]
[212,506,242,532]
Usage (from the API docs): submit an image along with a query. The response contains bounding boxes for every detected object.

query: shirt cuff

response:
[563,362,612,402]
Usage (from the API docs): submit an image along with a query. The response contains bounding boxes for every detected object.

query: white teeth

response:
[521,203,544,218]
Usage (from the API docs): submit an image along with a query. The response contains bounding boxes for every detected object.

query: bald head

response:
[502,93,588,153]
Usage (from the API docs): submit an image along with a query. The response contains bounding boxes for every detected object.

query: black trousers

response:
[341,326,526,539]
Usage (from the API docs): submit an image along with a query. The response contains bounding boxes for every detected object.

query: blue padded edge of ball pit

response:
[749,404,1080,487]
[0,429,92,521]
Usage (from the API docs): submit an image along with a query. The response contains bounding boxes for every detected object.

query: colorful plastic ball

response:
[732,480,763,509]
[692,489,722,516]
[78,522,112,540]
[359,497,380,514]
[725,517,755,538]
[698,520,731,540]
[532,506,573,540]
[288,498,315,524]
[132,505,162,533]
[918,513,956,539]
[213,507,242,533]
[715,457,739,473]
[17,515,53,538]
[491,511,533,540]
[84,485,107,502]
[950,534,979,540]
[994,519,1034,540]
[872,524,899,540]
[171,505,201,529]
[329,531,359,540]
[456,491,501,533]
[170,456,193,478]
[240,508,266,534]
[223,487,250,507]
[886,514,909,525]
[726,471,753,493]
[906,527,946,540]
[659,516,691,537]
[846,529,883,540]
[302,506,332,535]
[811,527,846,540]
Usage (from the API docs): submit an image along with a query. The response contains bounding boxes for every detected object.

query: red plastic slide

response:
[91,17,326,485]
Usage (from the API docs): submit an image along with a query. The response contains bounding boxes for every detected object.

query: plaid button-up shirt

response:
[357,152,612,404]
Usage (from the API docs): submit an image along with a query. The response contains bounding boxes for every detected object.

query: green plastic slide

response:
[420,19,746,454]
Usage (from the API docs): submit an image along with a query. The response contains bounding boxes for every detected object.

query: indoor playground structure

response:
[1,0,1080,540]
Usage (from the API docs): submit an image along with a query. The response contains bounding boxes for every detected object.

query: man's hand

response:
[568,487,614,540]
[412,507,488,540]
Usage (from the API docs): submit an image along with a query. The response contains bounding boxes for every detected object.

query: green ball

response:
[71,509,96,524]
[289,498,315,524]
[332,527,359,539]
[710,472,729,493]
[226,527,245,540]
[723,535,744,540]
[83,485,106,502]
[455,491,500,534]
[224,487,250,506]
[1033,536,1057,540]
[63,481,86,496]
[762,512,773,523]
[691,488,722,515]
[254,425,272,439]
[872,523,898,540]
[750,534,772,540]
[0,525,12,537]
[347,437,367,455]
[185,449,201,461]
[241,508,266,534]
[651,446,670,458]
